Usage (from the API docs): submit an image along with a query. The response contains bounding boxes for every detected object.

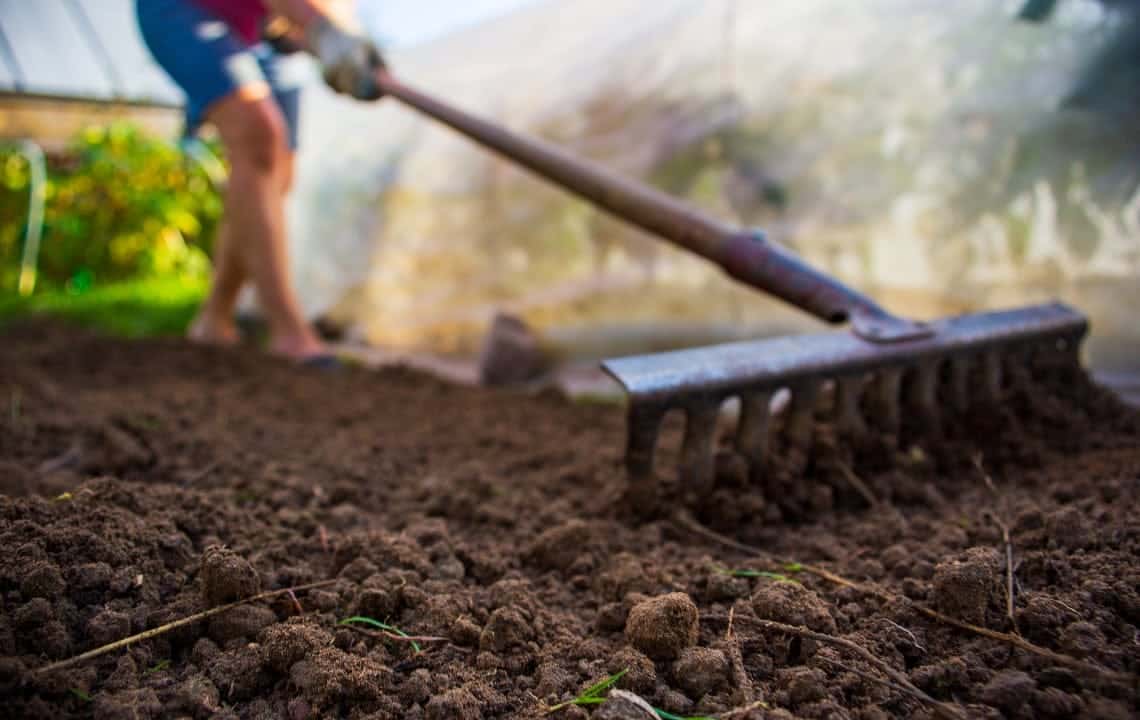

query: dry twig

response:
[717,605,755,708]
[973,453,1019,634]
[286,588,305,616]
[720,700,771,718]
[183,461,219,485]
[29,580,336,677]
[883,619,925,653]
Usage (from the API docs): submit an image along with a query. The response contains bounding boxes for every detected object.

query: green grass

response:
[0,276,207,338]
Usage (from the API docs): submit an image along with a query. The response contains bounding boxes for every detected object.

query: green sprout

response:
[545,669,628,713]
[652,709,716,720]
[339,616,422,654]
[69,688,92,702]
[146,659,171,674]
[714,567,800,584]
[545,669,726,719]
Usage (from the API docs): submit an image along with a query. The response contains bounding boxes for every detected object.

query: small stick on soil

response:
[600,690,657,718]
[1048,597,1081,618]
[673,511,1134,683]
[720,700,771,718]
[29,579,336,678]
[183,461,219,485]
[707,613,964,720]
[834,460,880,508]
[986,510,1018,633]
[718,606,755,707]
[883,619,925,653]
[286,588,305,616]
[973,454,1019,635]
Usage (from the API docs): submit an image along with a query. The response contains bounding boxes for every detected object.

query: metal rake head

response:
[601,302,1088,501]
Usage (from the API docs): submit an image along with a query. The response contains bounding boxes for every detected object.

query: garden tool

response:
[371,70,1089,496]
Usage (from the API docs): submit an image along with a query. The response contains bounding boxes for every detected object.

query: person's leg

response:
[135,0,323,359]
[194,48,302,347]
[187,215,244,345]
[205,91,323,358]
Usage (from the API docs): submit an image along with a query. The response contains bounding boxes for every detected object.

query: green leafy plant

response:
[1,123,223,294]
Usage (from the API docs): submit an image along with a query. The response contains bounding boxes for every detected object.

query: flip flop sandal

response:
[298,353,344,370]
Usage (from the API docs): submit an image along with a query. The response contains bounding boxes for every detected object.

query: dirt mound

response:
[1,321,1137,718]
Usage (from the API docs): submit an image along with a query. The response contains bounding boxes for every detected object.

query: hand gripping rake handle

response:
[374,71,931,342]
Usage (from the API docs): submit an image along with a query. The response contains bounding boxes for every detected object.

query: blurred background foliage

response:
[0,122,223,333]
[1,122,222,291]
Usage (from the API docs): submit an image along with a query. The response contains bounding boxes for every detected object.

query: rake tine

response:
[680,402,720,494]
[835,374,868,439]
[786,380,823,449]
[911,359,942,433]
[625,403,664,479]
[982,350,1004,403]
[869,367,904,434]
[948,355,971,412]
[1004,346,1034,392]
[736,391,773,468]
[602,303,1090,498]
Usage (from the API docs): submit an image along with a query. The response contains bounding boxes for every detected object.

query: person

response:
[135,0,385,361]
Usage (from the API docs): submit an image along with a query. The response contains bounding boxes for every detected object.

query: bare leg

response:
[188,85,324,359]
[188,217,245,345]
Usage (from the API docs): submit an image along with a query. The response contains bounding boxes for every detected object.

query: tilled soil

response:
[1,321,1138,719]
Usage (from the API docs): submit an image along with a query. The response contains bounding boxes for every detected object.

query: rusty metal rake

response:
[373,71,1090,498]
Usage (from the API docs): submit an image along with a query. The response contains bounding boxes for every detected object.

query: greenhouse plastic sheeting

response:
[0,0,180,104]
[281,0,1139,367]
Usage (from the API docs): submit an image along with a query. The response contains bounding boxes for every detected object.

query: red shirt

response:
[193,0,267,44]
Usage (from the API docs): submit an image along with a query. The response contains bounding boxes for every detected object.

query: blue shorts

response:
[135,0,301,148]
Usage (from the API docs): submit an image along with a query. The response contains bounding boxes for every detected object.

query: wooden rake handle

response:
[373,70,930,342]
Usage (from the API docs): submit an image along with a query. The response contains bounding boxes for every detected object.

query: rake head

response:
[366,76,1094,503]
[601,302,1088,507]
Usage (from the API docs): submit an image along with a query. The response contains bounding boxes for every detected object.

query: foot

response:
[187,311,242,347]
[269,332,330,363]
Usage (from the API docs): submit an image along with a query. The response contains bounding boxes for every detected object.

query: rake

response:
[371,71,1089,502]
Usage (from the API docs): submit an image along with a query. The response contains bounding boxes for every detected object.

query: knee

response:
[224,102,289,175]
